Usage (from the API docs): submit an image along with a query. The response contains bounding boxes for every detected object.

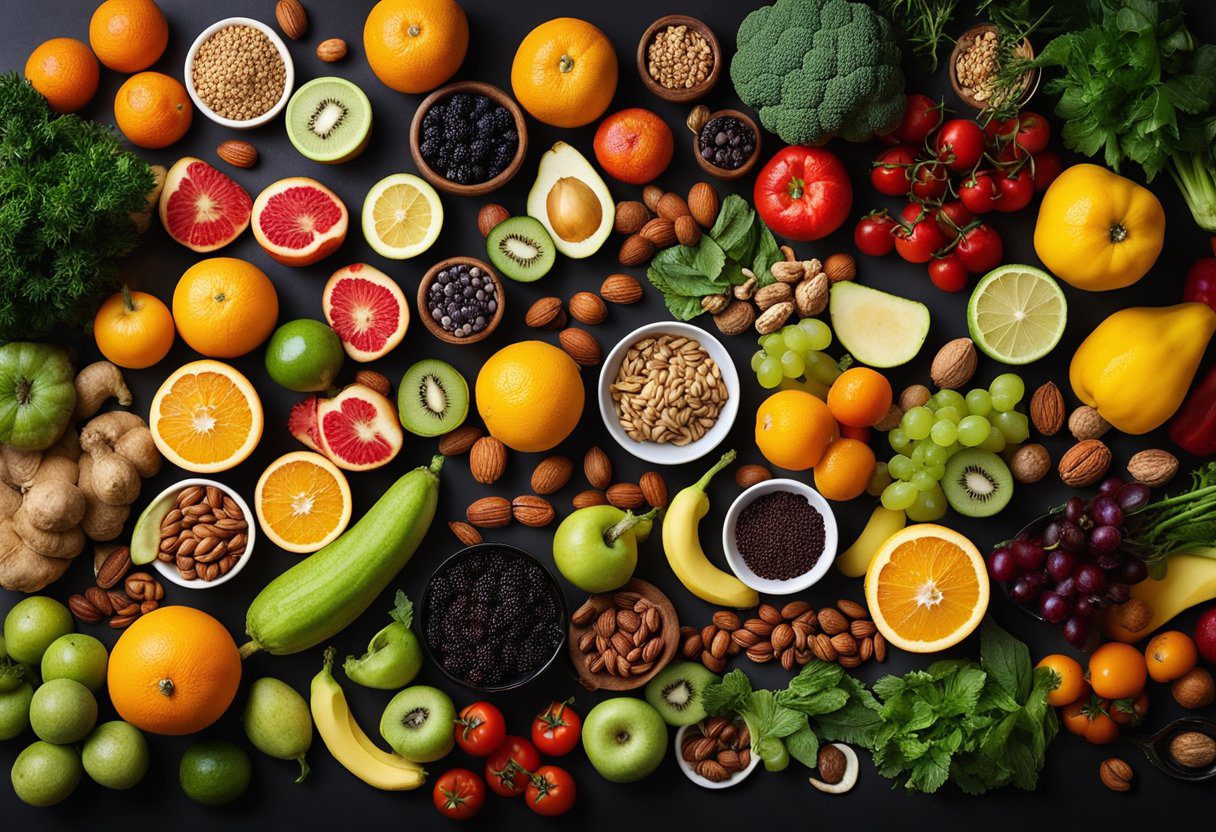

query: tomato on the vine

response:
[1012,112,1051,154]
[1109,692,1149,727]
[928,254,968,292]
[958,172,999,213]
[485,736,541,798]
[433,769,486,821]
[524,765,576,817]
[934,119,986,173]
[1030,150,1063,192]
[936,201,974,240]
[992,170,1034,213]
[894,204,945,264]
[1184,258,1216,312]
[955,223,1003,274]
[870,145,916,196]
[854,212,896,256]
[891,93,943,145]
[531,699,581,756]
[1062,696,1120,745]
[910,161,949,201]
[455,701,507,757]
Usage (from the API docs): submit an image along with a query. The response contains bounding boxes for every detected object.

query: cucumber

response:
[240,456,443,657]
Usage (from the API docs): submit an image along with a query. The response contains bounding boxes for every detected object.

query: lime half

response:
[361,174,443,260]
[967,264,1067,365]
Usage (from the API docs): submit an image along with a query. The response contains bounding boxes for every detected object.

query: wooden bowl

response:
[409,81,527,197]
[948,24,1040,111]
[636,15,723,104]
[416,256,505,345]
[688,107,761,181]
[568,578,680,692]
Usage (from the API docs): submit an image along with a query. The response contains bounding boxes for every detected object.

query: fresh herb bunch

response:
[0,74,155,340]
[1127,461,1216,566]
[878,0,959,73]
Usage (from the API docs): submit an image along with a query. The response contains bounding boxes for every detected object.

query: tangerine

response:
[364,0,469,93]
[172,257,278,358]
[813,438,875,502]
[114,71,192,149]
[754,390,838,471]
[89,0,168,73]
[93,285,175,369]
[1089,642,1147,700]
[827,367,893,428]
[593,108,674,185]
[1145,630,1198,683]
[25,38,99,113]
[511,18,617,128]
[475,341,583,452]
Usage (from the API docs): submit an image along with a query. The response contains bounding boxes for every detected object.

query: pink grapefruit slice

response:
[322,264,409,362]
[252,177,349,267]
[316,384,403,471]
[288,395,323,452]
[158,157,252,252]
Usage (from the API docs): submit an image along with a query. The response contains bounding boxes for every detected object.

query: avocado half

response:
[526,142,615,259]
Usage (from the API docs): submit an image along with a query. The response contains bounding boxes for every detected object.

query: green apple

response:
[4,596,73,665]
[553,506,659,592]
[0,681,34,740]
[344,592,423,689]
[380,685,454,763]
[582,697,667,783]
[41,633,108,692]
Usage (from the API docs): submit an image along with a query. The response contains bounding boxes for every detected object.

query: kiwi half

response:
[397,359,468,438]
[645,661,720,726]
[943,449,1013,518]
[485,216,556,282]
[286,77,372,164]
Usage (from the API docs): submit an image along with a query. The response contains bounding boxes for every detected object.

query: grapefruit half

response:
[252,177,349,266]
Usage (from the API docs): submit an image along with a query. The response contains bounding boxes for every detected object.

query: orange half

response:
[255,451,352,553]
[864,524,989,653]
[149,360,263,473]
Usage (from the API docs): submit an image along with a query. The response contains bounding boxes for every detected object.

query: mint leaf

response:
[980,618,1031,703]
[389,591,414,628]
[708,195,755,260]
[785,725,820,768]
[701,669,752,716]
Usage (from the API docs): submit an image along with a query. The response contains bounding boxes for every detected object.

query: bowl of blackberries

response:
[417,256,505,345]
[420,544,567,692]
[687,106,760,181]
[410,81,527,196]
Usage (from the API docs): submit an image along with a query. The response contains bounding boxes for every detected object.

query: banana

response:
[663,450,759,608]
[1105,553,1216,642]
[310,649,426,790]
[837,506,906,577]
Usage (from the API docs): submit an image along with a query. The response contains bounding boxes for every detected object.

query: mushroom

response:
[808,743,858,794]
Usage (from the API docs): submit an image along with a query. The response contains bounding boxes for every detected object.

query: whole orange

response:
[754,390,838,471]
[107,606,241,736]
[511,18,617,128]
[827,367,893,428]
[364,0,468,93]
[1089,641,1147,700]
[1145,630,1198,683]
[89,0,168,73]
[114,71,192,149]
[594,109,674,185]
[25,38,99,113]
[475,341,584,452]
[813,438,875,501]
[172,257,279,358]
[94,285,175,369]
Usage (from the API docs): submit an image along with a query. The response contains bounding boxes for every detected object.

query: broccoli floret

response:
[731,0,905,146]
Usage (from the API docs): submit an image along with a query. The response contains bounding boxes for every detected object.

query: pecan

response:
[95,545,132,589]
[68,594,103,624]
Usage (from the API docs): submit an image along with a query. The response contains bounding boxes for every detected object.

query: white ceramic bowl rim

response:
[183,17,295,129]
[149,478,256,590]
[674,722,761,789]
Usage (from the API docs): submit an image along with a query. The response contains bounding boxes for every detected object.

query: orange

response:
[149,360,264,473]
[475,341,584,452]
[94,285,175,369]
[107,606,241,736]
[89,0,168,72]
[813,438,875,502]
[511,18,617,128]
[1145,630,1198,683]
[593,108,674,185]
[114,71,192,149]
[1036,654,1085,707]
[255,451,352,554]
[25,38,99,113]
[827,367,893,428]
[864,524,989,653]
[172,257,278,358]
[754,390,838,471]
[1089,642,1147,699]
[363,0,468,93]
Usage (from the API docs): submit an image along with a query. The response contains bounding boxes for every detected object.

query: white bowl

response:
[598,322,740,465]
[184,17,294,129]
[674,722,760,789]
[722,478,838,595]
[149,478,256,590]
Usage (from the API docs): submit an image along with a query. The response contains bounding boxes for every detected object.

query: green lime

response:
[12,741,82,806]
[967,264,1068,365]
[3,596,73,665]
[83,721,149,789]
[180,739,251,805]
[29,678,97,744]
[41,633,108,693]
[265,319,345,392]
[0,681,34,740]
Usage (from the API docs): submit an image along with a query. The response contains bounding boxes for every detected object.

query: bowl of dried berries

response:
[636,15,722,103]
[147,479,255,590]
[675,715,759,788]
[417,256,505,345]
[184,17,294,129]
[686,106,761,181]
[722,479,838,595]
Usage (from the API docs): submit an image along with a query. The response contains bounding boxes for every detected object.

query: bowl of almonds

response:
[148,479,255,590]
[568,578,680,691]
[675,714,759,788]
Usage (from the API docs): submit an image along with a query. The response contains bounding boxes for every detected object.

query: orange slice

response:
[255,451,352,553]
[864,524,989,653]
[149,360,263,473]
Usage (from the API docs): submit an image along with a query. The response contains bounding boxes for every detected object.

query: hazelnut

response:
[1010,443,1051,484]
[817,745,847,785]
[899,384,931,412]
[1068,405,1111,441]
[1113,598,1152,633]
[1172,667,1216,709]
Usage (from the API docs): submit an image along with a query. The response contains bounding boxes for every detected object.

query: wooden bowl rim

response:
[692,107,762,181]
[948,23,1039,111]
[636,14,723,104]
[568,577,680,692]
[416,255,505,346]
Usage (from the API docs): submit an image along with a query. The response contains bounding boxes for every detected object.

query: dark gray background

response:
[2,0,1214,827]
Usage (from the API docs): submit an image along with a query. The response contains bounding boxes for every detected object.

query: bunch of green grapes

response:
[750,319,839,390]
[879,373,1029,521]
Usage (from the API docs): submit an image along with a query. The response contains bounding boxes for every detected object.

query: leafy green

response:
[702,670,810,767]
[1124,461,1216,565]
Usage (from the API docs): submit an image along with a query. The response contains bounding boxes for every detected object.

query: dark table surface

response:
[3,0,1214,828]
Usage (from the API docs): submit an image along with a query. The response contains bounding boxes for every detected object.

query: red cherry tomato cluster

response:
[860,95,1062,293]
[435,699,580,819]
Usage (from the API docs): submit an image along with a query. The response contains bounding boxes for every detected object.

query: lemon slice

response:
[361,173,443,259]
[967,264,1068,365]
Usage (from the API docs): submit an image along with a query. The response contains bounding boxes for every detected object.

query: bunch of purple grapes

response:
[988,477,1151,648]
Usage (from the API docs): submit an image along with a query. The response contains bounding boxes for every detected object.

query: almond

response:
[525,296,566,330]
[531,455,574,495]
[600,273,643,305]
[316,37,348,62]
[639,471,668,508]
[216,140,258,168]
[771,623,795,651]
[1059,439,1112,487]
[759,604,783,625]
[731,628,759,648]
[873,632,887,662]
[656,192,691,221]
[1127,449,1179,488]
[469,436,507,484]
[701,650,726,673]
[930,338,978,390]
[712,299,755,335]
[850,619,877,638]
[606,483,645,510]
[675,215,701,247]
[817,608,849,635]
[781,600,812,620]
[619,234,656,266]
[584,447,613,490]
[642,184,664,212]
[744,617,773,637]
[467,496,512,528]
[1029,382,1065,435]
[812,634,837,662]
[559,327,601,366]
[437,425,483,456]
[712,610,741,631]
[68,594,103,624]
[836,599,868,619]
[688,182,720,228]
[512,495,555,527]
[573,489,607,509]
[568,292,607,325]
[614,201,649,235]
[710,629,731,659]
[823,252,856,283]
[354,370,391,397]
[477,204,509,237]
[448,521,482,546]
[746,643,775,663]
[276,0,308,39]
[682,632,703,659]
[735,464,772,488]
[95,545,132,589]
[639,217,677,248]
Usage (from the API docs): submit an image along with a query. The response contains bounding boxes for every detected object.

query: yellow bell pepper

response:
[1070,303,1216,434]
[1034,163,1165,291]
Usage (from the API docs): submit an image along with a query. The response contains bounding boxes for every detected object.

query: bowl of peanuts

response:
[184,17,294,130]
[147,479,256,590]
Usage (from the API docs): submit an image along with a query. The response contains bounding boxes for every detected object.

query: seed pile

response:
[191,25,286,121]
[158,485,249,582]
[955,29,1000,103]
[426,263,498,339]
[610,334,727,446]
[647,24,713,90]
[418,93,519,186]
[735,490,824,580]
[698,115,756,171]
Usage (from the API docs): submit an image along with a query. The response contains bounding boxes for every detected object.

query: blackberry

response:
[471,95,492,117]
[490,108,512,133]
[468,139,491,162]
[444,117,473,144]
[419,139,439,159]
[422,104,444,131]
[448,93,473,117]
[450,143,470,165]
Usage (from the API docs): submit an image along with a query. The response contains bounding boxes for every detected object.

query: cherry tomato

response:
[1146,630,1199,683]
[1184,258,1216,312]
[1062,696,1120,745]
[1109,691,1149,726]
[910,161,949,201]
[455,701,507,757]
[1030,150,1063,192]
[531,699,581,757]
[870,145,917,196]
[993,170,1034,213]
[959,172,1000,213]
[433,768,485,821]
[485,736,541,798]
[929,254,968,292]
[984,116,1017,147]
[524,765,576,817]
[934,119,986,173]
[955,223,1003,274]
[1036,654,1085,707]
[894,204,945,264]
[854,211,897,256]
[1013,112,1051,154]
[1089,642,1147,700]
[892,93,944,145]
[936,201,974,240]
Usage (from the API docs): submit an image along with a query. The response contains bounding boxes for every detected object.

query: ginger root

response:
[80,411,150,506]
[73,361,133,422]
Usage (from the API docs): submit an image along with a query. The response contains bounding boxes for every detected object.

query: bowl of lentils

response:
[409,81,528,196]
[417,256,505,345]
[687,106,761,181]
[722,478,838,595]
[636,15,722,103]
[184,17,293,129]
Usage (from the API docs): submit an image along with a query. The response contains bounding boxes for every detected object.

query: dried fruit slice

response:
[158,157,252,252]
[252,176,349,266]
[255,451,352,553]
[316,384,403,471]
[288,395,323,451]
[322,263,408,362]
[149,360,264,473]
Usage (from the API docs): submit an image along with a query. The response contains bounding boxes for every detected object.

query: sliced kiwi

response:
[943,449,1013,518]
[645,661,720,726]
[485,216,556,282]
[397,359,468,438]
[286,77,372,164]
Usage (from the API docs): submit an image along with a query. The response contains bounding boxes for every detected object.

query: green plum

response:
[4,596,73,665]
[41,634,108,692]
[0,681,34,740]
[344,591,423,690]
[553,506,659,592]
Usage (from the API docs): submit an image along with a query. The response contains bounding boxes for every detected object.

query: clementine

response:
[1145,630,1198,683]
[511,18,617,128]
[94,285,175,369]
[754,390,838,471]
[25,38,99,113]
[172,257,278,358]
[827,367,893,428]
[89,0,168,73]
[593,108,674,185]
[814,438,876,502]
[364,0,468,93]
[475,341,584,452]
[114,71,192,149]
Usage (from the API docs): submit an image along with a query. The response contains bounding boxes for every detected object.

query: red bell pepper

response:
[1169,364,1216,457]
[753,146,852,242]
[1184,258,1216,313]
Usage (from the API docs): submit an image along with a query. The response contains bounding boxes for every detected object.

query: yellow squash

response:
[1105,554,1216,642]
[1034,164,1165,291]
[1070,303,1216,434]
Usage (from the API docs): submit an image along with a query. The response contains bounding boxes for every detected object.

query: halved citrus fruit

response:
[967,264,1067,365]
[361,173,443,260]
[255,452,352,553]
[149,360,264,473]
[252,177,349,267]
[864,524,989,653]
